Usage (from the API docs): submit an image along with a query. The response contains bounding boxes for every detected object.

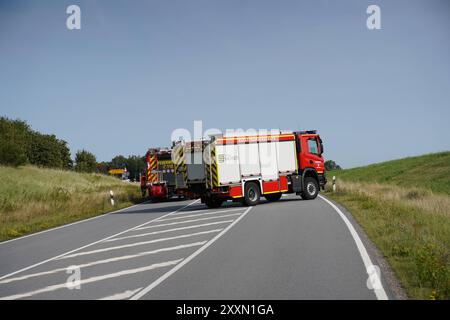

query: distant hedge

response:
[0,117,72,169]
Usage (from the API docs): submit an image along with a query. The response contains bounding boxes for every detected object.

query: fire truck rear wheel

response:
[243,182,260,206]
[265,192,282,202]
[302,177,319,200]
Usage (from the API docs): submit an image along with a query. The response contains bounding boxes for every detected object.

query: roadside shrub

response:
[414,241,449,299]
[0,139,27,167]
[405,190,429,200]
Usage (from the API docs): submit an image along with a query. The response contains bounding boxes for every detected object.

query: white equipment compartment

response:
[238,143,261,177]
[276,140,296,173]
[258,141,278,180]
[216,144,241,184]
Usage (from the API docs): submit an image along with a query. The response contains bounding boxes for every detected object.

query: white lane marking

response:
[169,207,244,216]
[135,212,242,231]
[318,195,389,300]
[99,287,143,300]
[0,200,152,245]
[0,200,200,281]
[105,220,234,242]
[130,207,253,300]
[57,229,223,259]
[0,259,182,300]
[156,208,246,222]
[0,242,206,285]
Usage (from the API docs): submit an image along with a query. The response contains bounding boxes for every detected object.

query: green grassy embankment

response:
[324,152,450,299]
[0,165,142,242]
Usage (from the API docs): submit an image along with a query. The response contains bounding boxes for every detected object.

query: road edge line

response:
[318,194,389,300]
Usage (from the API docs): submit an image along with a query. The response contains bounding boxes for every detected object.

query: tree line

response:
[324,160,342,171]
[0,117,146,179]
[0,117,72,169]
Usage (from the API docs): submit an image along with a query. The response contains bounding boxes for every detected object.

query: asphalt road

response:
[0,194,393,300]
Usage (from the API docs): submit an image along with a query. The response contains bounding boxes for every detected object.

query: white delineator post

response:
[332,176,336,192]
[110,190,115,206]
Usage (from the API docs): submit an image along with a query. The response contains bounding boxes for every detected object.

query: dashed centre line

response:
[130,206,253,299]
[156,208,246,222]
[1,259,182,300]
[99,287,143,300]
[135,212,242,231]
[0,200,249,300]
[0,242,206,285]
[105,220,235,243]
[169,207,245,217]
[0,199,200,282]
[57,229,223,259]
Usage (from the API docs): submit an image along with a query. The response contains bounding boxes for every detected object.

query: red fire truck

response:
[199,130,326,208]
[140,148,177,201]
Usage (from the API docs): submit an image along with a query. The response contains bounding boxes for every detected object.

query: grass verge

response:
[0,165,142,242]
[324,180,449,299]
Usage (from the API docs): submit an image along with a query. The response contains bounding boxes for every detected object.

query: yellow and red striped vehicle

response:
[140,148,177,201]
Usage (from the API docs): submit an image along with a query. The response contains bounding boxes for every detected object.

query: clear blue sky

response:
[1,0,449,168]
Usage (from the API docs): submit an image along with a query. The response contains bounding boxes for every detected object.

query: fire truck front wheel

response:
[301,177,319,200]
[243,182,261,206]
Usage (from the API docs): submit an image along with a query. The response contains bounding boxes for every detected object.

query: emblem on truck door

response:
[218,154,238,163]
